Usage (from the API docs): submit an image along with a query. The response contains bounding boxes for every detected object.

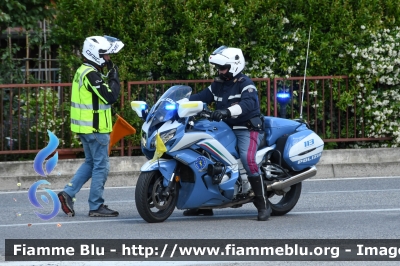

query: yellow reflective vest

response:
[70,64,112,133]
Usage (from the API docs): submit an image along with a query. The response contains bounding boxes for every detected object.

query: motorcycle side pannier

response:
[278,130,324,171]
[264,117,324,171]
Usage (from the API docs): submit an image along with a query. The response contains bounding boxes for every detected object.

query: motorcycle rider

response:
[185,46,271,221]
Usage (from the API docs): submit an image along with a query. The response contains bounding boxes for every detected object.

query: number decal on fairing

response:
[304,139,315,147]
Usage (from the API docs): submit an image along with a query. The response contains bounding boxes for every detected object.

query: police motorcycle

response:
[131,85,324,223]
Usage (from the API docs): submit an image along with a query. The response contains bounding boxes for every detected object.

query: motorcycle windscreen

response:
[146,85,192,128]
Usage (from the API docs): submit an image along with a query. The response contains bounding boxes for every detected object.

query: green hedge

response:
[49,0,400,149]
[51,0,400,80]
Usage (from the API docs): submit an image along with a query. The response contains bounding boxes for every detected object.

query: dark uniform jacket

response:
[190,73,261,128]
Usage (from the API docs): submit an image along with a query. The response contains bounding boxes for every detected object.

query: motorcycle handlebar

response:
[199,109,212,120]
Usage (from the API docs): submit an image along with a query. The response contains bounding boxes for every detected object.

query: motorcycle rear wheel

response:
[135,171,179,223]
[268,182,302,216]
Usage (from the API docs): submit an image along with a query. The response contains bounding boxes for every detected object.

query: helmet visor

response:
[215,64,230,70]
[104,35,120,43]
[103,35,124,54]
[212,45,228,55]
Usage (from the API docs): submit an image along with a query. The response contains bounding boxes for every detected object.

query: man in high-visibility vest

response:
[58,36,124,217]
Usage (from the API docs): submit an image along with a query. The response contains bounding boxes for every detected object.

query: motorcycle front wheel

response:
[268,182,302,216]
[135,171,179,223]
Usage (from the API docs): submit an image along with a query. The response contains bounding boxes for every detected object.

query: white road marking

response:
[306,188,400,194]
[1,176,400,195]
[0,186,135,194]
[290,208,400,214]
[307,176,400,181]
[1,208,400,228]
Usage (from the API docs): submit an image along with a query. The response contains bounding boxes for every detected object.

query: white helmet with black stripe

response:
[82,35,124,67]
[209,46,245,79]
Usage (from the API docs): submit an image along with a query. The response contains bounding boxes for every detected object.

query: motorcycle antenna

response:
[299,26,311,120]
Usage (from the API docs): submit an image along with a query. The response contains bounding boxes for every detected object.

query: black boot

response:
[248,176,271,221]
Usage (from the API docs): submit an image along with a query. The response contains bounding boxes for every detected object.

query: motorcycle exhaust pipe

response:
[266,166,317,191]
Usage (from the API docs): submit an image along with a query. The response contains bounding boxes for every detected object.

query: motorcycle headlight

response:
[141,131,147,147]
[150,128,177,148]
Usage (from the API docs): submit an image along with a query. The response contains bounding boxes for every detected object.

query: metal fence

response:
[0,76,391,160]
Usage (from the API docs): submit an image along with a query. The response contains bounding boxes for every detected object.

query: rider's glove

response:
[211,109,231,121]
[106,60,119,80]
[106,60,115,70]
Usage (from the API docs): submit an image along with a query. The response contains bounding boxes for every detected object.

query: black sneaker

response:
[58,191,75,217]
[89,204,119,217]
[183,209,213,216]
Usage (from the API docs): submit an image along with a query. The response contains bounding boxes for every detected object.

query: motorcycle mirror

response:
[131,101,148,118]
[177,101,204,117]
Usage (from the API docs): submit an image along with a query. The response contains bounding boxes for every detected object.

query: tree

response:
[0,0,55,31]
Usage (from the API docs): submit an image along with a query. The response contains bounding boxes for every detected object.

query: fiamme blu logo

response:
[28,130,61,220]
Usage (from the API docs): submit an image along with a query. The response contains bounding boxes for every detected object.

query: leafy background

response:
[1,0,400,154]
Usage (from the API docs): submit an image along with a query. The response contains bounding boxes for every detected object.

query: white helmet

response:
[209,46,245,78]
[82,35,124,67]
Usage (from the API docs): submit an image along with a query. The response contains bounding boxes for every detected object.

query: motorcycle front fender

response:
[140,159,177,186]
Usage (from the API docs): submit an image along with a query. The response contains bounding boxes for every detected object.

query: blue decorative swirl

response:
[33,130,59,177]
[28,180,61,220]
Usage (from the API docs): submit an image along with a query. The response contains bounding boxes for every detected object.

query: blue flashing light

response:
[276,91,291,105]
[140,104,147,110]
[165,104,177,110]
[277,92,290,98]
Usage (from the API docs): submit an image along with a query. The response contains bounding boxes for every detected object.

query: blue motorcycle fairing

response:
[169,148,214,167]
[177,181,229,209]
[177,176,226,209]
[140,159,177,186]
[168,149,240,209]
[176,169,236,209]
[196,139,238,166]
[192,119,238,158]
[216,170,239,199]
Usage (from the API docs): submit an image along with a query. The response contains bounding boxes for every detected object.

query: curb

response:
[1,148,400,191]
